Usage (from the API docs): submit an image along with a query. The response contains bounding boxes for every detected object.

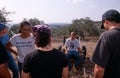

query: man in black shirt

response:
[92,9,120,78]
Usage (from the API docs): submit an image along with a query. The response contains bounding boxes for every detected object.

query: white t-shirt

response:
[64,38,80,51]
[10,33,36,63]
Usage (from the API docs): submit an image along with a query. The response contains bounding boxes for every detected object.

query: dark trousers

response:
[8,54,19,78]
[67,51,80,70]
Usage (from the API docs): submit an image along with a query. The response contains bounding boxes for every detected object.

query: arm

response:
[0,63,11,78]
[77,40,82,55]
[62,66,69,78]
[64,46,68,54]
[21,70,31,78]
[64,38,69,54]
[94,64,104,78]
[5,42,18,56]
[77,47,82,54]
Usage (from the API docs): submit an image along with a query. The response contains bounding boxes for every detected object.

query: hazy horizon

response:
[0,0,120,24]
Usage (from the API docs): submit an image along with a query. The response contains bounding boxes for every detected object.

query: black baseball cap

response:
[101,9,120,29]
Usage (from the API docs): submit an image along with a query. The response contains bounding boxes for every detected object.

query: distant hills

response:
[7,23,71,29]
[47,23,71,29]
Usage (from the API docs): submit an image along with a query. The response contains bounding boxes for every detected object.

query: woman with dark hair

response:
[22,25,69,78]
[6,21,36,76]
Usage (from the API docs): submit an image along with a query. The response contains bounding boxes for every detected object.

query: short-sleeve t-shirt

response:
[22,48,68,78]
[9,33,36,63]
[92,28,120,78]
[64,38,80,51]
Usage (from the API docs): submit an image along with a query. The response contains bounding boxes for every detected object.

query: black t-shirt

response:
[22,48,68,78]
[0,42,9,64]
[92,28,120,78]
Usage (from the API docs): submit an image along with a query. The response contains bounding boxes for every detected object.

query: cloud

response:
[67,0,85,4]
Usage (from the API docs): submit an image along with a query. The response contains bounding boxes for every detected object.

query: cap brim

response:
[101,21,105,29]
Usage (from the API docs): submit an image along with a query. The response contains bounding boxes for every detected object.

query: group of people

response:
[0,9,120,78]
[0,21,69,78]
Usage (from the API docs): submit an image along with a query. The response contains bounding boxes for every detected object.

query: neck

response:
[20,33,31,38]
[109,25,120,30]
[70,37,75,40]
[108,22,120,30]
[38,44,53,51]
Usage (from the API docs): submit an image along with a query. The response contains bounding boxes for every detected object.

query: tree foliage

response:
[28,18,45,26]
[51,17,102,39]
[69,17,100,37]
[9,24,19,37]
[0,7,14,23]
[52,26,69,37]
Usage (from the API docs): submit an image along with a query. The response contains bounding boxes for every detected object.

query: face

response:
[0,28,7,37]
[3,27,8,34]
[20,25,31,34]
[103,20,110,30]
[70,32,76,39]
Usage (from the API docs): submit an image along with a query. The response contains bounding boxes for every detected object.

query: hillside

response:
[47,23,71,28]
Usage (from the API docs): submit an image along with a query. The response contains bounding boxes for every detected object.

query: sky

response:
[0,0,120,24]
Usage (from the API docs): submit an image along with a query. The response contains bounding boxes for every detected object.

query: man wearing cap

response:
[0,23,19,78]
[0,23,11,78]
[92,9,120,78]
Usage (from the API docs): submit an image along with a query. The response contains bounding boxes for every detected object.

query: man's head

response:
[101,9,120,29]
[35,24,51,47]
[0,23,7,36]
[70,32,76,39]
[0,23,7,31]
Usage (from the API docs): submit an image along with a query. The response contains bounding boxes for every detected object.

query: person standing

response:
[21,25,69,78]
[0,23,11,78]
[92,9,120,78]
[0,24,19,78]
[6,21,36,76]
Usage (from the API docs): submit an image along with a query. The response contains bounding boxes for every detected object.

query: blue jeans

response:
[67,51,80,70]
[18,61,23,77]
[8,54,19,78]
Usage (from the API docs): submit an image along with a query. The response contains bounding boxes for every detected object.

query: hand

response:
[79,52,83,56]
[94,64,104,78]
[65,51,68,55]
